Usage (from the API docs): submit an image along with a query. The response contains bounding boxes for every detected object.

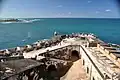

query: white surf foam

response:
[0,19,42,24]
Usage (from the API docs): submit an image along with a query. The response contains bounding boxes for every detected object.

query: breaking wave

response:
[20,19,41,23]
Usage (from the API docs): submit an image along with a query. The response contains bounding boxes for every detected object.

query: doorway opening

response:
[71,50,80,61]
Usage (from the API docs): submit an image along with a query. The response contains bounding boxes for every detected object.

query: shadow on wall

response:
[71,50,80,62]
[47,65,60,80]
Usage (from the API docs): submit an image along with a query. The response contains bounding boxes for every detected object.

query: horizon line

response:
[0,17,120,19]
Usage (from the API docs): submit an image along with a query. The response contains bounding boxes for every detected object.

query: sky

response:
[0,0,119,18]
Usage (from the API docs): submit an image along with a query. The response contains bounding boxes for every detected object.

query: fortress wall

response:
[80,46,104,80]
[98,45,120,68]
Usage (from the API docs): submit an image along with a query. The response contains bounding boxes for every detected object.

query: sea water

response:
[0,18,120,49]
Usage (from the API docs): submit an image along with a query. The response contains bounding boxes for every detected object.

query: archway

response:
[71,50,80,61]
[47,65,57,72]
[47,65,59,80]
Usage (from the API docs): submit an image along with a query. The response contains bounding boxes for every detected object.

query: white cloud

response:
[88,1,92,3]
[105,9,111,12]
[68,12,72,15]
[57,5,63,8]
[57,13,64,16]
[95,11,99,14]
[61,13,64,15]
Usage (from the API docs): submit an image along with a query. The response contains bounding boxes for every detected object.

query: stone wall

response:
[80,46,104,80]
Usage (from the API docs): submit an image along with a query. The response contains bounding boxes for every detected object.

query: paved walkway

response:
[23,37,84,58]
[60,59,88,80]
[23,42,70,58]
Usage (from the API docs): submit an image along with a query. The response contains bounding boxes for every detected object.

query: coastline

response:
[0,33,119,58]
[0,18,120,49]
[0,19,20,22]
[0,33,120,80]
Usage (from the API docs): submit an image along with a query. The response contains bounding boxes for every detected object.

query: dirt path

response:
[60,59,88,80]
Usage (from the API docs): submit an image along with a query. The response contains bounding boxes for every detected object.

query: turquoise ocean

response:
[0,18,120,49]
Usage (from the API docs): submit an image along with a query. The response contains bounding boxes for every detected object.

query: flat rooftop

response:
[0,59,42,79]
[86,47,120,76]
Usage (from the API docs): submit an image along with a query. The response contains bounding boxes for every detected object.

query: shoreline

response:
[0,32,120,80]
[0,33,120,57]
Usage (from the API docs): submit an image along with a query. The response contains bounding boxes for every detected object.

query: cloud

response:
[68,12,72,15]
[95,11,100,14]
[88,1,92,3]
[57,13,64,16]
[105,9,111,12]
[57,5,63,8]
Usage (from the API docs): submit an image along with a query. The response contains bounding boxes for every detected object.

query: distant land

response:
[0,19,20,22]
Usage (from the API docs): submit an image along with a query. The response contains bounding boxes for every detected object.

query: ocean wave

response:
[1,22,13,24]
[21,19,41,23]
[0,19,42,24]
